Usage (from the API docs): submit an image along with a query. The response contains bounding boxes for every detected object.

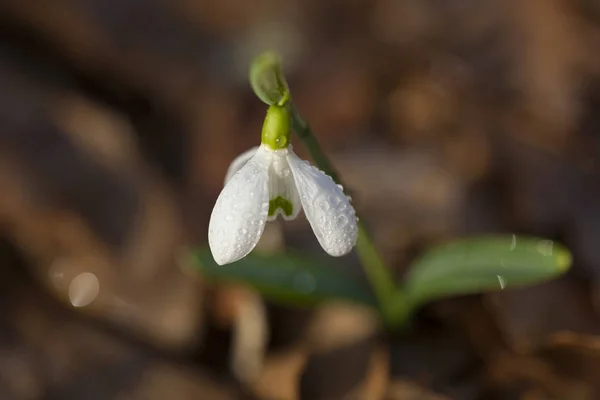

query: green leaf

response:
[191,248,377,308]
[402,235,572,311]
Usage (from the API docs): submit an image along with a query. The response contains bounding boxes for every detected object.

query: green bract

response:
[250,52,290,106]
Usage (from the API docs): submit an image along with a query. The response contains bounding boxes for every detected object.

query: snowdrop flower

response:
[209,105,358,265]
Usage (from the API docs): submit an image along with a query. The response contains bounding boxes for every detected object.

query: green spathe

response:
[261,105,290,150]
[249,52,290,106]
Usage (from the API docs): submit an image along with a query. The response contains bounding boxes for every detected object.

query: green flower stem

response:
[288,103,404,326]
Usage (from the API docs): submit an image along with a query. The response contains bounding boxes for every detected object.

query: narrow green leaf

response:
[191,248,377,308]
[402,236,572,311]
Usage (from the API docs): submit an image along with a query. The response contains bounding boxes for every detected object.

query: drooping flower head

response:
[208,105,358,265]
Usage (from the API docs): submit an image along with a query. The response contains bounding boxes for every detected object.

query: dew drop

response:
[319,201,330,211]
[336,215,349,228]
[497,275,506,289]
[537,240,554,256]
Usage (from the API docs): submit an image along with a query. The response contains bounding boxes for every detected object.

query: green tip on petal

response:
[249,51,291,106]
[268,196,294,217]
[261,105,291,150]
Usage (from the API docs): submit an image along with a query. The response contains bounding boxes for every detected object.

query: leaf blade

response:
[191,248,377,308]
[403,235,571,310]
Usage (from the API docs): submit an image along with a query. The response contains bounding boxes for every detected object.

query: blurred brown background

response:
[1,0,600,399]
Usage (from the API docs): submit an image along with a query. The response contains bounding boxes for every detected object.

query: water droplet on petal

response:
[336,215,349,228]
[319,201,330,211]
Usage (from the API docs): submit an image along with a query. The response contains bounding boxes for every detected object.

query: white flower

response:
[209,144,358,265]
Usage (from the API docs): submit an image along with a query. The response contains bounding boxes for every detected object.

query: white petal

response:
[267,148,302,221]
[209,147,271,265]
[286,152,358,256]
[224,146,259,185]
